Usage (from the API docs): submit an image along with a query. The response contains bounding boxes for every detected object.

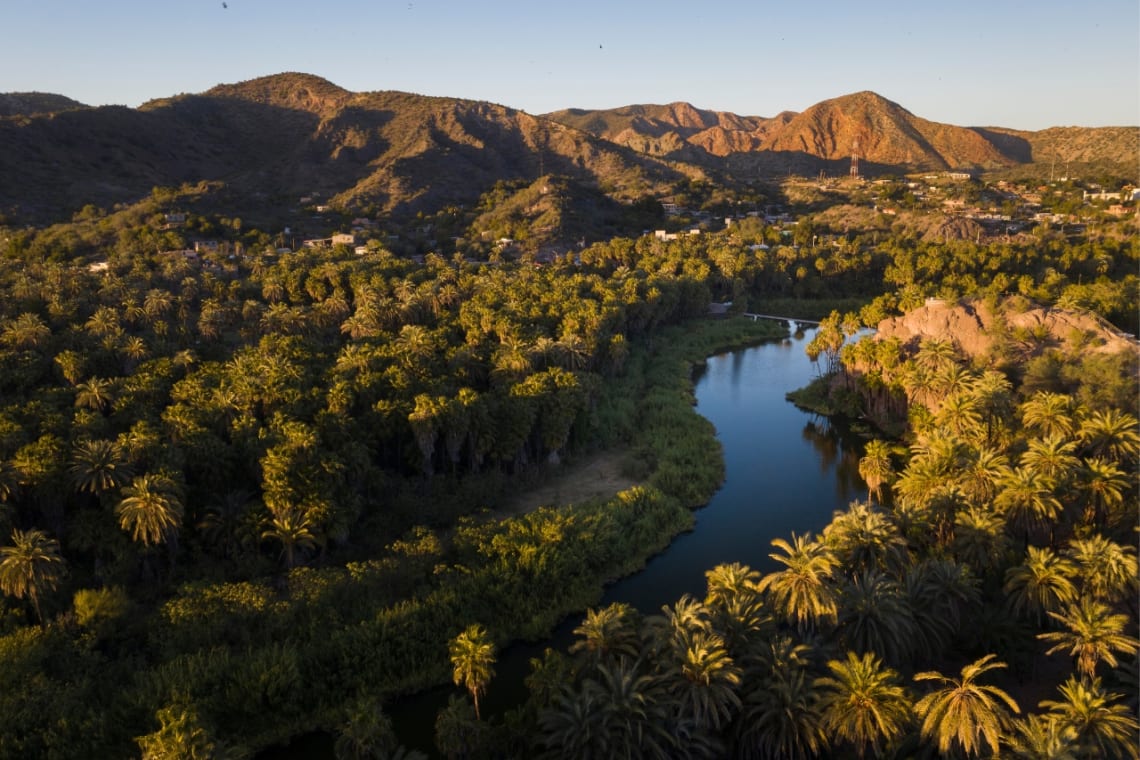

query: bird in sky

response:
[222,2,227,7]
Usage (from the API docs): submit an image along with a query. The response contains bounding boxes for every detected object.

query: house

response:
[654,230,679,241]
[331,233,356,246]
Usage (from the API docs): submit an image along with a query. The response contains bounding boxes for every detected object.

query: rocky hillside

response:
[875,297,1139,361]
[2,74,1135,228]
[547,91,1138,176]
[0,73,700,226]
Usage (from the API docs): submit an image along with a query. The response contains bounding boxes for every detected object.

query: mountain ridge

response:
[0,73,1135,229]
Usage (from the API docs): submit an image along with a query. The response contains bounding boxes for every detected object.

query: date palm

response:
[957,446,1012,507]
[586,659,674,759]
[449,623,496,720]
[857,439,896,505]
[823,501,909,576]
[953,506,1011,576]
[735,664,827,760]
[1019,435,1080,489]
[115,473,183,550]
[2,312,51,349]
[0,527,67,625]
[1019,391,1076,440]
[74,377,115,414]
[68,439,132,495]
[1039,676,1139,760]
[664,629,742,731]
[913,653,1020,758]
[1003,546,1078,625]
[570,602,641,668]
[1077,457,1128,529]
[904,557,980,654]
[1038,598,1140,679]
[757,533,839,632]
[1066,534,1138,604]
[837,569,918,667]
[1005,714,1080,760]
[704,563,771,655]
[260,505,316,570]
[995,466,1062,546]
[816,651,913,759]
[1077,408,1140,465]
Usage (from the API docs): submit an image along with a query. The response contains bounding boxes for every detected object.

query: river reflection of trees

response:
[801,416,866,502]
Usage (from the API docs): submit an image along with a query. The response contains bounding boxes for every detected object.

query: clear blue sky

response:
[3,0,1137,130]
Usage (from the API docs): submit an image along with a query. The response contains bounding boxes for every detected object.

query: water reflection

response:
[800,416,866,502]
[267,328,869,758]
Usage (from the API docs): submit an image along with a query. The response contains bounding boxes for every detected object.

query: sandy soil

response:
[494,450,639,518]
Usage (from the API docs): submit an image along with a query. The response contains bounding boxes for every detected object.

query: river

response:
[268,325,868,757]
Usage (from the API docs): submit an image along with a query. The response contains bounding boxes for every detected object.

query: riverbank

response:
[255,316,788,756]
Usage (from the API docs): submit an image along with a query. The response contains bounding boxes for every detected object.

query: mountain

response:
[545,91,1138,176]
[0,73,702,227]
[1,74,1135,232]
[0,92,88,117]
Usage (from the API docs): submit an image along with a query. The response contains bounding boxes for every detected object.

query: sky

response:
[3,0,1138,131]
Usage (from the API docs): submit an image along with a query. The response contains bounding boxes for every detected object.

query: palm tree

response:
[1038,598,1140,679]
[857,440,896,505]
[953,507,1011,576]
[2,312,51,349]
[334,696,397,760]
[0,528,67,625]
[1077,457,1128,530]
[1076,408,1140,465]
[584,659,674,759]
[995,466,1063,546]
[1003,546,1078,625]
[570,602,641,668]
[937,391,984,443]
[74,377,115,414]
[663,629,742,731]
[957,446,1012,508]
[815,651,912,759]
[261,505,317,570]
[735,664,827,760]
[1005,714,1080,760]
[1019,391,1076,440]
[449,623,496,720]
[915,337,959,374]
[913,654,1021,758]
[1020,435,1080,489]
[704,563,771,655]
[757,533,839,632]
[1039,676,1140,760]
[115,473,184,550]
[836,570,918,667]
[704,562,761,610]
[823,501,909,576]
[68,439,132,495]
[434,694,483,760]
[1066,534,1138,604]
[536,686,606,759]
[904,557,981,655]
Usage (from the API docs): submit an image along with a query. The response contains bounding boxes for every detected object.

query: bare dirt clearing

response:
[494,451,639,518]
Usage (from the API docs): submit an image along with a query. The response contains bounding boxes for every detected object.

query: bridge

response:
[742,313,822,326]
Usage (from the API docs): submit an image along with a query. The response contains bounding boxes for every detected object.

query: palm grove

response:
[0,179,1136,758]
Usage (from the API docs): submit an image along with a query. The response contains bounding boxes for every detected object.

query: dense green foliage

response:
[0,215,793,757]
[0,176,1136,757]
[437,312,1138,759]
